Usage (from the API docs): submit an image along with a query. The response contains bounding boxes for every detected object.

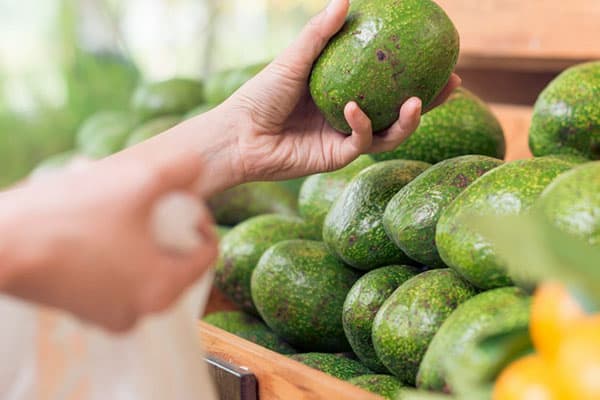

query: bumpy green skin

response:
[529,62,600,160]
[202,311,296,354]
[76,111,137,158]
[342,265,419,372]
[125,115,181,147]
[215,215,316,314]
[323,160,431,270]
[131,78,204,121]
[209,182,298,226]
[374,88,506,164]
[252,240,361,352]
[349,375,404,399]
[290,353,372,380]
[417,287,528,391]
[299,155,375,238]
[538,161,600,246]
[384,155,503,268]
[436,157,576,289]
[309,0,459,133]
[372,269,476,385]
[205,62,268,105]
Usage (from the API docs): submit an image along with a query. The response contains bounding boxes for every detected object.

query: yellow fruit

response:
[493,354,559,400]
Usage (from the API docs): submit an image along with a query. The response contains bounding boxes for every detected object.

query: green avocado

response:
[342,265,419,372]
[215,215,316,314]
[290,353,372,381]
[279,177,307,197]
[349,374,404,399]
[372,269,476,384]
[76,111,137,158]
[384,155,503,268]
[309,0,459,133]
[216,225,231,239]
[202,311,296,354]
[529,62,600,160]
[417,287,529,391]
[131,78,204,121]
[209,182,298,226]
[436,157,576,289]
[30,150,82,176]
[252,240,361,352]
[299,155,375,237]
[184,103,214,119]
[323,160,430,270]
[538,161,600,246]
[205,62,268,105]
[374,88,506,164]
[125,115,181,147]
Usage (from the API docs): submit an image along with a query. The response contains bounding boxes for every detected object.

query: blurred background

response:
[0,0,598,187]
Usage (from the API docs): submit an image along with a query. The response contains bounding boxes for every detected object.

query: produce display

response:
[289,353,372,380]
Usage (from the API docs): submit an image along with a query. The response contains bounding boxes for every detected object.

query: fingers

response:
[424,73,462,112]
[334,102,374,165]
[368,98,422,154]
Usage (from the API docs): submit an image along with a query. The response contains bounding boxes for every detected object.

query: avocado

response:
[417,287,529,391]
[309,0,459,133]
[538,161,600,246]
[205,62,268,105]
[290,353,372,380]
[251,240,361,352]
[372,269,476,384]
[343,265,419,372]
[215,215,316,314]
[374,88,506,164]
[323,160,430,270]
[184,103,214,119]
[384,155,503,268]
[216,225,231,239]
[30,151,82,176]
[279,177,307,197]
[349,375,404,400]
[202,311,296,354]
[125,115,181,147]
[436,157,576,289]
[299,155,375,237]
[76,111,137,158]
[131,78,204,121]
[529,61,600,160]
[209,182,297,226]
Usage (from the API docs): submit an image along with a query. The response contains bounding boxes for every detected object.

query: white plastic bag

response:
[0,191,219,400]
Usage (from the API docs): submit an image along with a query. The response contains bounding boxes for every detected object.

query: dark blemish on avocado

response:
[349,235,357,245]
[377,50,387,61]
[358,94,365,101]
[352,30,362,36]
[390,34,399,42]
[453,173,469,188]
[558,126,578,144]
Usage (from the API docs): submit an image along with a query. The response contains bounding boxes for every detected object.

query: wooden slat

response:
[199,322,383,400]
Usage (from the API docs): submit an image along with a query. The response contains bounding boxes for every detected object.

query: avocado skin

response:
[125,115,181,147]
[215,215,317,314]
[76,111,137,158]
[529,62,600,160]
[436,157,576,289]
[209,182,297,226]
[417,287,529,391]
[252,240,361,352]
[374,88,506,164]
[342,265,419,373]
[202,311,296,354]
[538,161,600,246]
[299,155,375,238]
[323,160,431,270]
[205,62,267,105]
[309,0,459,133]
[349,374,404,399]
[131,78,204,121]
[384,155,503,268]
[372,269,476,385]
[290,353,372,381]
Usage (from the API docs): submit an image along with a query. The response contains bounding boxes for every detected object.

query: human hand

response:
[0,152,218,332]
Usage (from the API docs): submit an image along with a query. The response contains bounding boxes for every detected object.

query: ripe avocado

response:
[342,265,419,372]
[309,0,459,133]
[299,155,375,237]
[529,62,600,160]
[349,375,404,400]
[251,240,361,352]
[436,157,576,289]
[384,155,503,268]
[205,62,267,105]
[125,115,181,147]
[417,287,529,391]
[538,161,600,246]
[131,78,204,121]
[209,182,297,226]
[290,353,372,380]
[323,160,430,270]
[372,269,476,384]
[215,215,316,314]
[374,88,506,164]
[202,311,296,354]
[76,111,137,158]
